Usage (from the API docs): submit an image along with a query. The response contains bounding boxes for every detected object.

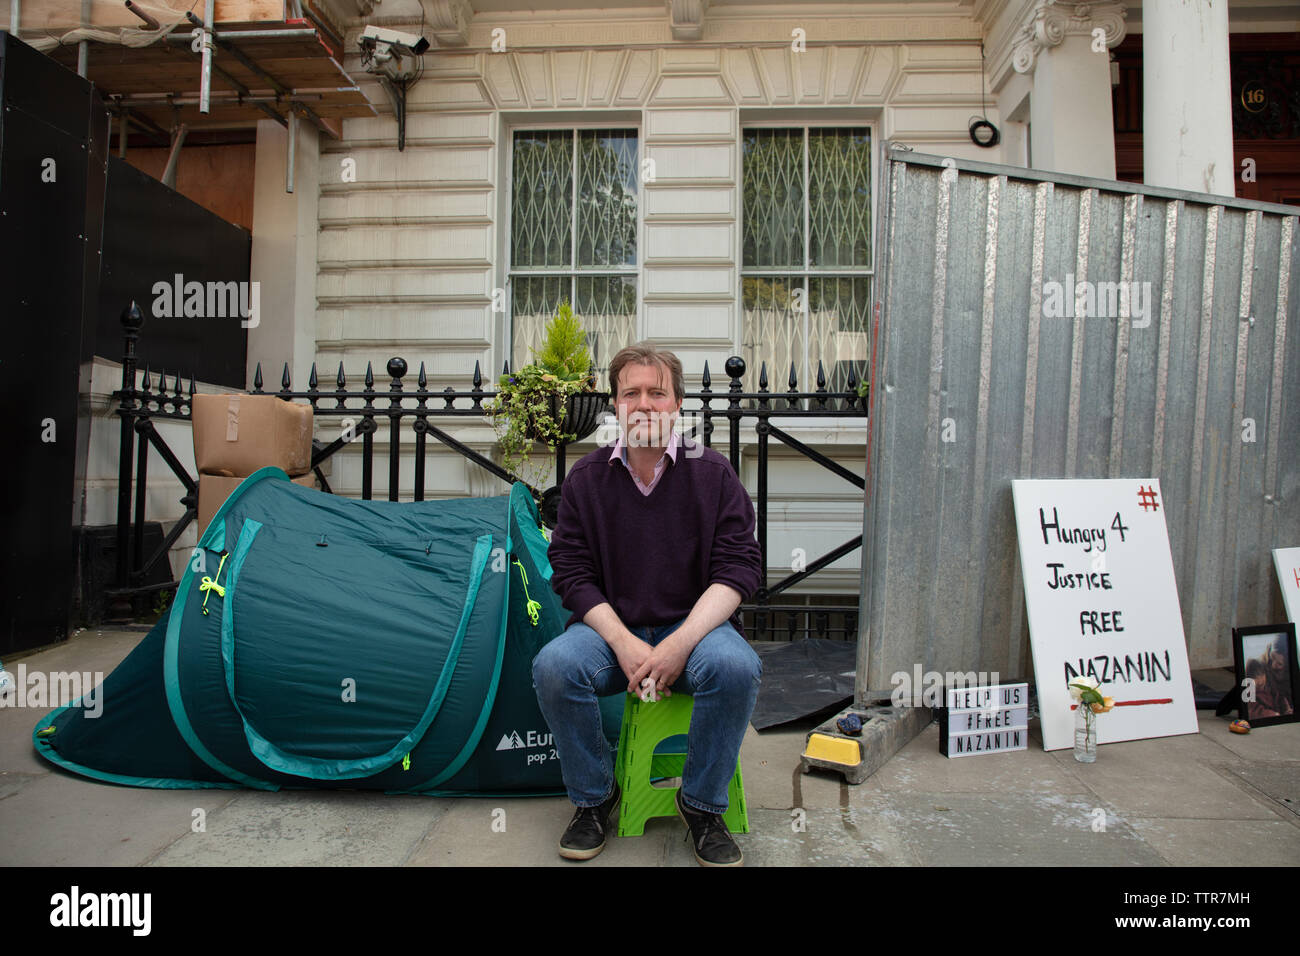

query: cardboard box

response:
[197,472,317,538]
[192,394,313,478]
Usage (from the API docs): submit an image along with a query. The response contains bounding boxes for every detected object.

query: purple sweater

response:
[548,439,762,636]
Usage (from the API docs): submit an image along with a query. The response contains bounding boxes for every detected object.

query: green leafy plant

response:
[487,301,597,486]
[532,300,593,382]
[142,588,173,624]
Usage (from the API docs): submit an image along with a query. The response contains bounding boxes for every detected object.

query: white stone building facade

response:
[81,0,1299,599]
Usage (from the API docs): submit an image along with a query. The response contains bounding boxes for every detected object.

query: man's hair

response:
[608,343,685,402]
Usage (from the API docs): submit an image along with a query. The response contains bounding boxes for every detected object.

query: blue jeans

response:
[531,619,761,814]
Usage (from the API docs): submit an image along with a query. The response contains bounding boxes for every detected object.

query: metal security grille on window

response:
[510,130,637,386]
[742,128,871,393]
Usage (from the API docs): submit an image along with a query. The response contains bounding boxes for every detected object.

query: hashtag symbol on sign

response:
[1137,485,1159,512]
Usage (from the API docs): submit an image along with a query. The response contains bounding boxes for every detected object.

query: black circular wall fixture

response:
[969,118,1000,148]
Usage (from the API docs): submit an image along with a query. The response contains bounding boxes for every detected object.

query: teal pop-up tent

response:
[34,470,617,794]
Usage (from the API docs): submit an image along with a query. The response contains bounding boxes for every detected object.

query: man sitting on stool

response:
[532,343,762,866]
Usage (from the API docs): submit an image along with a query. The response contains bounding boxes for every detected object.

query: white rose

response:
[1067,676,1099,701]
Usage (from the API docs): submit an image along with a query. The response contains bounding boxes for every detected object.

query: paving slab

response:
[0,775,237,866]
[1213,763,1300,820]
[407,795,690,866]
[0,771,41,802]
[1044,731,1280,820]
[871,720,1083,795]
[149,790,442,866]
[1128,817,1300,866]
[0,723,51,779]
[885,791,1166,866]
[1199,719,1300,761]
[740,725,808,810]
[741,803,922,866]
[3,628,141,673]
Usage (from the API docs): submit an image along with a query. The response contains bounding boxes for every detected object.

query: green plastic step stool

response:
[614,691,748,837]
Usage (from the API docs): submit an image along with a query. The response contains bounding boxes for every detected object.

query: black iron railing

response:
[109,301,869,638]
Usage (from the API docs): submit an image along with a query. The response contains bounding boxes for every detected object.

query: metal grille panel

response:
[859,149,1300,697]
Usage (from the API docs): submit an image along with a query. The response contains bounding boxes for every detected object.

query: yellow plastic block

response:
[803,733,862,766]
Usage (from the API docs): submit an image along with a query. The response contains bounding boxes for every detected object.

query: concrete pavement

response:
[2,628,1297,867]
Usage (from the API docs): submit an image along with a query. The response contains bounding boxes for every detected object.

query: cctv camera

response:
[360,25,430,55]
[358,25,430,81]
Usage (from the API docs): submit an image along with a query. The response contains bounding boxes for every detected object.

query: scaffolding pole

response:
[286,109,296,193]
[161,123,187,187]
[199,0,214,113]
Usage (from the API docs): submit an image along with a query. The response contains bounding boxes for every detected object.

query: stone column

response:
[1142,0,1234,196]
[248,117,320,390]
[1009,1,1127,180]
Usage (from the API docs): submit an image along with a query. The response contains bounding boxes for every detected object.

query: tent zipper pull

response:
[199,552,230,616]
[512,558,541,627]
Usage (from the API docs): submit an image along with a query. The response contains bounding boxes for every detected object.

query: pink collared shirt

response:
[609,430,680,496]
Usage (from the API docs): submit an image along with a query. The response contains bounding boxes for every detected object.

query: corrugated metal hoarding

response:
[858,148,1299,696]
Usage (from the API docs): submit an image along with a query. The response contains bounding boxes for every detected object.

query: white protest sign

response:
[1274,548,1300,623]
[1012,479,1199,751]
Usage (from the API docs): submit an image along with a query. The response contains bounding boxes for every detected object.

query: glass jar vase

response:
[1074,702,1097,763]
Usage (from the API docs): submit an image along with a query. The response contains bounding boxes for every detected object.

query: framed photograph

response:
[1231,623,1299,728]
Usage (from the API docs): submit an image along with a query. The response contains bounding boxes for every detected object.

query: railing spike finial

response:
[387,357,407,383]
[252,362,263,392]
[701,360,711,390]
[473,360,482,389]
[501,358,511,377]
[188,373,196,399]
[308,363,319,391]
[816,359,827,391]
[120,300,145,332]
[364,361,374,388]
[281,363,292,391]
[758,361,769,391]
[417,361,427,390]
[788,362,798,392]
[336,361,346,389]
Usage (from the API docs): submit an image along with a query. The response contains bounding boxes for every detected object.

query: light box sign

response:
[1012,479,1199,751]
[940,683,1029,758]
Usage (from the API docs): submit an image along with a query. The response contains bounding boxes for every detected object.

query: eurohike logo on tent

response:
[495,729,553,751]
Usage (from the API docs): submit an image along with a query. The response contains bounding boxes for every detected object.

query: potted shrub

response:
[487,300,607,487]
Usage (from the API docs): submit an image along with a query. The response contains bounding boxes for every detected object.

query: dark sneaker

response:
[676,790,743,867]
[558,784,620,861]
